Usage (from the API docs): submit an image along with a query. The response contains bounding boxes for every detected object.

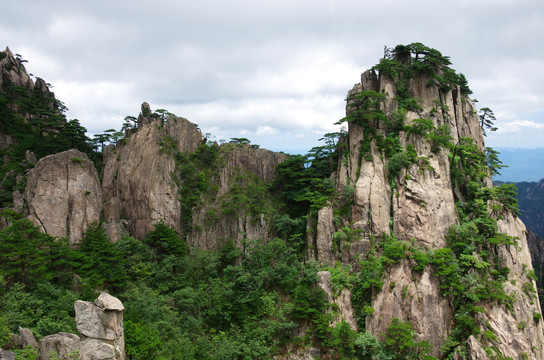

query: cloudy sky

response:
[1,0,543,154]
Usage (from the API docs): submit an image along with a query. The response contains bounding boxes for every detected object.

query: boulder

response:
[0,349,15,360]
[24,149,102,245]
[78,338,117,360]
[39,332,80,360]
[17,327,38,349]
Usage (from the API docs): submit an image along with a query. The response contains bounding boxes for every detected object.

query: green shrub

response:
[124,320,161,360]
[382,318,437,360]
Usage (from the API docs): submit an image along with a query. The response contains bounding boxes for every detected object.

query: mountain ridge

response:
[1,43,543,359]
[494,147,544,182]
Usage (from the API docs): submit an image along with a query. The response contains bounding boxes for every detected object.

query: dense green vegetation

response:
[0,216,437,359]
[0,51,97,207]
[331,43,527,359]
[0,44,536,359]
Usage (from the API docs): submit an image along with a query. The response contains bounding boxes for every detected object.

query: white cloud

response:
[256,126,279,136]
[1,0,543,153]
[52,80,138,134]
[496,120,544,134]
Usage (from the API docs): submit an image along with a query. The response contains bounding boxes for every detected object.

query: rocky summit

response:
[0,44,542,359]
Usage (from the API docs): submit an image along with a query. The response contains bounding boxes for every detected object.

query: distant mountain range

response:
[494,147,544,182]
[513,179,544,239]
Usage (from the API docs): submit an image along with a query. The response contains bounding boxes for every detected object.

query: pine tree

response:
[75,223,128,291]
[0,210,70,286]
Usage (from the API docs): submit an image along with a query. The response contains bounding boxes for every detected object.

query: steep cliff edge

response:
[102,104,286,246]
[189,143,287,249]
[310,44,544,358]
[23,149,102,244]
[101,106,201,240]
[0,46,94,215]
[2,44,543,359]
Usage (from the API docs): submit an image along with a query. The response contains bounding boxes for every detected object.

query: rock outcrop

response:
[0,47,59,126]
[74,292,126,360]
[0,349,15,360]
[310,50,544,358]
[189,144,287,249]
[101,108,202,240]
[317,270,357,330]
[23,149,102,244]
[16,327,38,350]
[484,213,544,358]
[39,332,80,360]
[0,47,35,91]
[102,104,286,247]
[3,327,39,351]
[527,230,544,303]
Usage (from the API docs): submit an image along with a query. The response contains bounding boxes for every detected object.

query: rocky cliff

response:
[101,104,202,240]
[514,179,544,240]
[308,45,544,359]
[22,149,102,244]
[0,47,34,89]
[527,230,544,307]
[2,44,543,359]
[101,103,286,246]
[0,46,59,138]
[189,143,287,249]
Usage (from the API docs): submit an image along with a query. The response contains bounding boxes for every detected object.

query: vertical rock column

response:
[74,293,126,360]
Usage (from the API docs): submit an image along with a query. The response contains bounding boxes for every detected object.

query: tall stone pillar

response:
[74,292,126,360]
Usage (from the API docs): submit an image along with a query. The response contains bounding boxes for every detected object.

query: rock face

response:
[515,179,544,240]
[24,149,102,244]
[337,70,464,251]
[0,47,36,92]
[311,206,335,266]
[102,103,286,247]
[320,69,465,353]
[485,213,544,359]
[317,270,357,330]
[102,110,202,240]
[0,47,59,137]
[311,54,544,358]
[74,292,126,360]
[39,332,80,360]
[189,144,287,250]
[527,230,544,301]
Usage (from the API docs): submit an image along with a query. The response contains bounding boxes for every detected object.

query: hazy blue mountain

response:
[494,147,544,182]
[513,179,544,240]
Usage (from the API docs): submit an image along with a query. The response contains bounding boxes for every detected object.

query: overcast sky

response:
[1,0,543,154]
